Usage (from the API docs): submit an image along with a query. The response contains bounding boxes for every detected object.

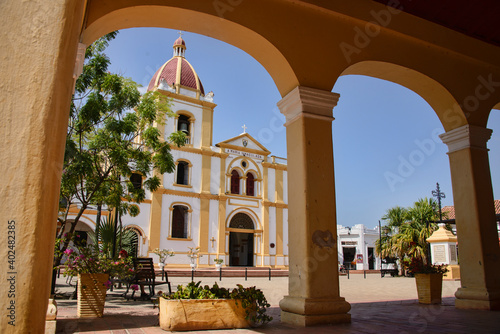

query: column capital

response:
[277,86,339,126]
[439,125,492,153]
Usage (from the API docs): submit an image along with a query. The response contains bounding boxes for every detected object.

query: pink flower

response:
[103,280,112,289]
[131,284,139,291]
[64,249,73,255]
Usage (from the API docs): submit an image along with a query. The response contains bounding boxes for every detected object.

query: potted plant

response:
[157,281,272,331]
[187,246,202,269]
[152,248,175,269]
[214,258,223,270]
[56,236,135,318]
[407,257,449,304]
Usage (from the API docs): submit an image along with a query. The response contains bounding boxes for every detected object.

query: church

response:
[93,37,289,268]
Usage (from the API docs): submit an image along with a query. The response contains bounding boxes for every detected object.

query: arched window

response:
[130,173,143,189]
[177,114,190,135]
[124,227,140,258]
[172,205,189,238]
[246,173,255,196]
[231,170,240,194]
[176,161,189,185]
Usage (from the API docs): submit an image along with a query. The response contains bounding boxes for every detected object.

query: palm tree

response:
[394,198,439,263]
[381,206,408,231]
[89,216,138,259]
[378,198,440,270]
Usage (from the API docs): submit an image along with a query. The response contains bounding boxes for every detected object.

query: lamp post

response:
[430,182,446,264]
[378,220,382,277]
[432,182,446,222]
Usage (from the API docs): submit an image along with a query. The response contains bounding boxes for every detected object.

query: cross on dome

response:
[242,124,247,133]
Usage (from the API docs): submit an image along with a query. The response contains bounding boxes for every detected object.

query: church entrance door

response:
[228,212,255,267]
[229,232,254,266]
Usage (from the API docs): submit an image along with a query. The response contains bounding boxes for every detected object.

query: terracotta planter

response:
[159,298,251,331]
[414,273,443,304]
[77,273,109,318]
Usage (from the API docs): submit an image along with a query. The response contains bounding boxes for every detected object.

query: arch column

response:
[278,86,350,326]
[440,125,500,310]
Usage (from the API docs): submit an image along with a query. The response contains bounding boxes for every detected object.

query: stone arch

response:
[226,208,261,230]
[229,212,255,230]
[340,60,468,132]
[81,3,298,96]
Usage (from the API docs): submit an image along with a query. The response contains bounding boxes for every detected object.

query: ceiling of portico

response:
[372,0,500,47]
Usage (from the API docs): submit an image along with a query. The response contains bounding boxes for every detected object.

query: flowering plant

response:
[214,258,223,265]
[152,248,175,264]
[187,246,202,264]
[59,242,135,281]
[406,257,449,275]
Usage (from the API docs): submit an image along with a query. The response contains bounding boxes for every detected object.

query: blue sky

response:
[105,28,500,229]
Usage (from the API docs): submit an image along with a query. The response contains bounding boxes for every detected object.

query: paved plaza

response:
[54,274,499,333]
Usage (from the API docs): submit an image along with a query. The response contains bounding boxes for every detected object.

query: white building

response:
[337,224,382,270]
[66,37,289,268]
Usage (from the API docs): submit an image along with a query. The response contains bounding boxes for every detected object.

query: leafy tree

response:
[55,32,184,269]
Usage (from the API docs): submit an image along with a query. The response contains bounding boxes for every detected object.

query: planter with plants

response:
[214,258,223,270]
[158,281,272,331]
[407,257,449,304]
[57,238,135,317]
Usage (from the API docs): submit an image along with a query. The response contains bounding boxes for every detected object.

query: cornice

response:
[439,125,492,153]
[220,144,270,156]
[277,86,339,126]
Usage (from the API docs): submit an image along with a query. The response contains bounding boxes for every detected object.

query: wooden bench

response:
[128,258,171,300]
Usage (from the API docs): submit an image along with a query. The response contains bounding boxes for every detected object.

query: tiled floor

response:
[54,275,500,333]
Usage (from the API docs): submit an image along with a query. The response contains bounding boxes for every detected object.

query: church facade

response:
[70,37,289,268]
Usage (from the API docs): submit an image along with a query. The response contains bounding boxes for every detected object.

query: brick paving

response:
[54,274,499,333]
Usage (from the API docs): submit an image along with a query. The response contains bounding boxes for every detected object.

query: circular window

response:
[241,160,248,168]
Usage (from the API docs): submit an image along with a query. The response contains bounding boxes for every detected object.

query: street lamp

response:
[432,182,446,222]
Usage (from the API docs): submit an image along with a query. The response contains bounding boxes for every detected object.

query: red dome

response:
[173,37,185,47]
[147,57,205,94]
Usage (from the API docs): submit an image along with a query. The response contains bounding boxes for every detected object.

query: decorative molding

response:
[277,86,339,126]
[219,143,270,156]
[228,197,260,208]
[167,237,193,241]
[262,162,287,170]
[200,192,219,200]
[170,145,223,157]
[263,201,288,208]
[156,85,217,108]
[173,183,193,189]
[439,125,492,153]
[158,188,200,198]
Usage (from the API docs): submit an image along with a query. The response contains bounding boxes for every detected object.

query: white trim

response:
[439,125,492,153]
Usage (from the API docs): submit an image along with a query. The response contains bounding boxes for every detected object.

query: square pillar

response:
[440,125,500,310]
[277,86,350,326]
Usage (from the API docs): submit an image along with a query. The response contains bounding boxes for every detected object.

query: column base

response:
[455,287,500,310]
[279,296,351,326]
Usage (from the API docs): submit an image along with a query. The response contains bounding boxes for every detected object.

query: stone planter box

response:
[77,273,109,318]
[415,273,443,304]
[159,298,251,331]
